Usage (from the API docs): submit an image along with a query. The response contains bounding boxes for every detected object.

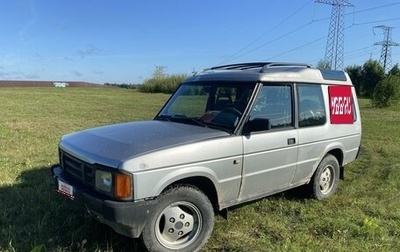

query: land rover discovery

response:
[52,62,362,252]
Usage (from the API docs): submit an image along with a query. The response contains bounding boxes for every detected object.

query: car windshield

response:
[156,82,256,131]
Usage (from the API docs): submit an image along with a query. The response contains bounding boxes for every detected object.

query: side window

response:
[250,85,293,129]
[297,84,326,127]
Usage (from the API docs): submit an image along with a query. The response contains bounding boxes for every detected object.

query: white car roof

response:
[188,62,353,86]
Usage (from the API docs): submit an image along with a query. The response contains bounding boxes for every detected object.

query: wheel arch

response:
[326,148,344,179]
[163,176,219,212]
[327,148,344,166]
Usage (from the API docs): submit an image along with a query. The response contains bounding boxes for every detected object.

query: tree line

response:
[345,60,400,108]
[104,83,141,89]
[120,60,400,108]
[138,66,187,94]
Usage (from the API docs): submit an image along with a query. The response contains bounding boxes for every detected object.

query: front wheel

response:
[310,154,340,200]
[141,185,214,252]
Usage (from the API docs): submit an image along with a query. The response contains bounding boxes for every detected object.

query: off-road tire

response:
[310,154,340,200]
[141,185,214,252]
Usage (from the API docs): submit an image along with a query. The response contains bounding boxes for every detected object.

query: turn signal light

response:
[114,172,132,199]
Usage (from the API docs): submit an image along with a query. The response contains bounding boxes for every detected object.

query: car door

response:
[239,84,298,200]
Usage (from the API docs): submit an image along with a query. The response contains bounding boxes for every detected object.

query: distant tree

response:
[153,66,167,79]
[388,64,400,77]
[140,66,187,94]
[316,59,331,69]
[372,75,400,108]
[104,83,140,89]
[361,60,385,98]
[343,60,399,99]
[345,65,363,96]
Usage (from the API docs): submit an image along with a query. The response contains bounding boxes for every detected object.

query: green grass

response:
[1,88,400,251]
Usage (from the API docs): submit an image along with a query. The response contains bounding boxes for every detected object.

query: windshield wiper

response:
[187,118,209,128]
[157,114,233,132]
[155,114,188,121]
[156,115,214,129]
[155,114,172,121]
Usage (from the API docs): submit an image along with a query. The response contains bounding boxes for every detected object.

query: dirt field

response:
[0,80,103,87]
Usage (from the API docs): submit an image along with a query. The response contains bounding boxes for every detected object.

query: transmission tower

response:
[316,0,353,70]
[374,25,400,72]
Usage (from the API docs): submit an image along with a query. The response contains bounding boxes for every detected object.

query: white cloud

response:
[70,70,84,77]
[92,69,103,75]
[76,45,101,58]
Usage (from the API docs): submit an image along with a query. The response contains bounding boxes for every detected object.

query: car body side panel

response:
[293,86,362,183]
[239,129,298,201]
[293,133,360,183]
[121,136,243,206]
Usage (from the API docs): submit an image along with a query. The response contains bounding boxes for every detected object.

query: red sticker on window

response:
[329,86,353,124]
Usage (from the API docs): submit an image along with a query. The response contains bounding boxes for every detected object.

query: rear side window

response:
[297,84,326,127]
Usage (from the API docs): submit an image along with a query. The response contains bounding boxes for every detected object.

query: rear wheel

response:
[141,185,214,252]
[310,154,340,200]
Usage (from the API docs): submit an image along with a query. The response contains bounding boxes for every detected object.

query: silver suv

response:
[52,62,362,252]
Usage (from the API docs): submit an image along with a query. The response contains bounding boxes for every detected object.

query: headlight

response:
[95,170,112,192]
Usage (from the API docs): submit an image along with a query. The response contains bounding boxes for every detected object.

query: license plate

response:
[57,179,75,199]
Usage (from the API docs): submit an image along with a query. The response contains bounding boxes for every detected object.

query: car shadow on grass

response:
[0,165,146,252]
[224,184,314,216]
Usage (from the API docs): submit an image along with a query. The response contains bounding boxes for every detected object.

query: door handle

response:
[287,138,296,145]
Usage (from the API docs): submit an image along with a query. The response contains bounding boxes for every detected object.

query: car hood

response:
[59,120,229,168]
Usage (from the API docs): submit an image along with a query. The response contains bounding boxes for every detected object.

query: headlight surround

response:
[95,170,113,192]
[95,169,133,200]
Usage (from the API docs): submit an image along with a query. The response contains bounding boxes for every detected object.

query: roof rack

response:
[195,62,311,75]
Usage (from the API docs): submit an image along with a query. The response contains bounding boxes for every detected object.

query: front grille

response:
[60,150,95,188]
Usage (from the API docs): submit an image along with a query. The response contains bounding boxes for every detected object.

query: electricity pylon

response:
[374,25,400,72]
[316,0,353,70]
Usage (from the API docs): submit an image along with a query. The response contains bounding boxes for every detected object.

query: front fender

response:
[151,166,220,197]
[132,162,242,206]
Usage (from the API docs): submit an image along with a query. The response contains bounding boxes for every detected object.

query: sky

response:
[0,0,399,84]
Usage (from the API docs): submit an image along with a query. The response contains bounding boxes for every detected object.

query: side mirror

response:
[244,118,271,133]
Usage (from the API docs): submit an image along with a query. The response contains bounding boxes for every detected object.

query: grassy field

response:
[0,87,399,251]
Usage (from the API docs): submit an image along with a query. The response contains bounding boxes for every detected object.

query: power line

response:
[225,22,313,63]
[344,46,377,61]
[263,19,398,65]
[219,2,399,65]
[351,1,400,15]
[305,3,400,24]
[217,0,313,65]
[352,17,400,27]
[264,35,327,61]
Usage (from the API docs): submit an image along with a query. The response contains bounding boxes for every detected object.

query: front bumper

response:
[51,165,157,238]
